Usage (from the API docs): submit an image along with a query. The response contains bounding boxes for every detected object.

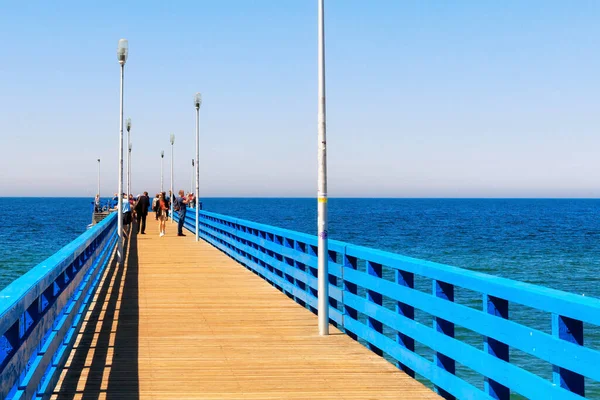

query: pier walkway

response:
[51,217,437,399]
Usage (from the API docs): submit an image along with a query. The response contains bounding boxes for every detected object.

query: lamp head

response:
[126,117,131,132]
[117,39,129,65]
[161,150,164,158]
[97,158,100,163]
[170,133,175,145]
[194,92,202,109]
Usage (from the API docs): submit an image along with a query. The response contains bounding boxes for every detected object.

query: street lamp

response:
[126,117,132,196]
[191,159,194,195]
[170,133,175,223]
[161,150,164,192]
[116,38,129,265]
[316,0,329,335]
[97,158,101,199]
[194,92,202,242]
[128,142,132,196]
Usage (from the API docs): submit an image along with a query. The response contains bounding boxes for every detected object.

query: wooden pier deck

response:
[51,216,437,399]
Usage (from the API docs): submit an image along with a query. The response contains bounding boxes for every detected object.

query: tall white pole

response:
[128,144,132,196]
[97,159,101,198]
[195,100,200,242]
[117,39,128,264]
[117,63,124,264]
[126,129,130,197]
[161,151,164,192]
[317,0,329,336]
[170,135,174,224]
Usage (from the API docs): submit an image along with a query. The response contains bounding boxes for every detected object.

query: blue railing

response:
[0,212,118,399]
[176,209,600,400]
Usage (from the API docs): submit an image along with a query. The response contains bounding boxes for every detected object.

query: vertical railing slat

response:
[552,314,584,396]
[396,270,415,378]
[308,245,319,314]
[343,253,357,340]
[366,261,383,356]
[433,280,455,400]
[328,250,338,327]
[294,241,307,308]
[483,294,509,400]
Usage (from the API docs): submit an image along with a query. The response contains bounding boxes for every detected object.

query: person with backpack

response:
[157,192,168,237]
[175,189,189,237]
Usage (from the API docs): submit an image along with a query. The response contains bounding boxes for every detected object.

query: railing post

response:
[308,245,319,314]
[294,241,307,308]
[483,294,509,400]
[283,240,296,299]
[433,280,455,400]
[342,251,357,341]
[366,261,383,356]
[396,270,415,378]
[328,250,338,324]
[552,314,584,396]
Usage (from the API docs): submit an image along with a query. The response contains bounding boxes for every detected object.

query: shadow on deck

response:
[53,224,139,399]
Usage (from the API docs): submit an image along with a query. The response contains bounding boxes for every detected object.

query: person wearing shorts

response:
[157,193,168,236]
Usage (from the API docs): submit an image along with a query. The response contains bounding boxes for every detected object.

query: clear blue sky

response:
[1,1,598,197]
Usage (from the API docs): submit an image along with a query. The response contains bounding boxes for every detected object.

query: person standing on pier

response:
[157,193,168,236]
[122,193,132,226]
[153,194,160,220]
[163,191,170,221]
[175,189,189,237]
[134,191,150,234]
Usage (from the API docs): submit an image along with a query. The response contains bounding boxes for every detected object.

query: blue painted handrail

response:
[0,212,118,399]
[176,209,600,400]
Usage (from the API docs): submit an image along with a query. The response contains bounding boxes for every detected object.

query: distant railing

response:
[176,209,600,400]
[0,213,118,399]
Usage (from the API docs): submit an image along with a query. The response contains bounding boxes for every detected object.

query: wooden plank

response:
[52,217,438,399]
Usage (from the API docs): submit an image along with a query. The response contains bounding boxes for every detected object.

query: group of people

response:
[110,190,195,237]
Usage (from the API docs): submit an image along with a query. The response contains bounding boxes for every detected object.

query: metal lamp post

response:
[97,158,101,198]
[317,0,329,336]
[170,133,175,223]
[194,92,202,242]
[117,38,128,265]
[128,142,132,196]
[190,159,194,195]
[126,117,131,197]
[161,150,164,192]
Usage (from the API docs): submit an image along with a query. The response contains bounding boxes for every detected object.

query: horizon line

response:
[2,196,599,200]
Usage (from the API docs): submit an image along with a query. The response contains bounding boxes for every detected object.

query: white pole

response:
[317,0,329,336]
[117,63,124,264]
[195,102,200,242]
[170,136,174,223]
[97,159,101,199]
[128,144,132,196]
[126,129,130,197]
[161,151,164,192]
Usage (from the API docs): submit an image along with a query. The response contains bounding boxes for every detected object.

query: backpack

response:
[174,198,180,212]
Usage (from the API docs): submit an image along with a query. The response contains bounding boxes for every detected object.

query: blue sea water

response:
[0,198,93,289]
[1,197,598,397]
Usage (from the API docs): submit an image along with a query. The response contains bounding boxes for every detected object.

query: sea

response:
[1,197,598,397]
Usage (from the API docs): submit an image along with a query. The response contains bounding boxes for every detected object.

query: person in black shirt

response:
[134,191,150,234]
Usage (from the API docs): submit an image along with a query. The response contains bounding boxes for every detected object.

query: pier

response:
[52,217,436,399]
[1,209,600,399]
